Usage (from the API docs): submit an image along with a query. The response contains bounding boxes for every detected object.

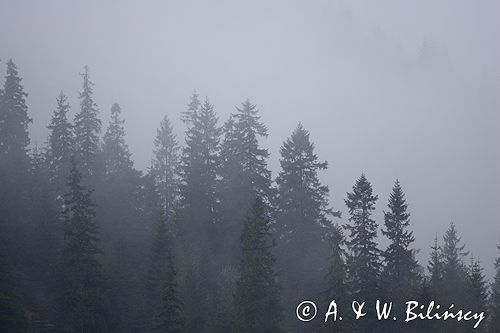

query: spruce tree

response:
[73,66,101,178]
[219,99,272,266]
[102,103,133,175]
[150,115,179,220]
[274,123,337,329]
[57,159,107,332]
[177,93,221,331]
[0,59,31,159]
[441,223,468,305]
[46,91,74,193]
[489,242,500,333]
[428,235,444,298]
[234,197,283,333]
[323,223,351,333]
[465,258,488,332]
[381,180,419,296]
[146,212,184,333]
[343,174,380,331]
[0,59,31,224]
[344,174,381,299]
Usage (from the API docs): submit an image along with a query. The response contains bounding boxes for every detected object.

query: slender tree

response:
[381,180,419,295]
[219,99,272,266]
[102,103,132,175]
[146,212,184,333]
[234,197,283,333]
[344,174,381,299]
[46,91,74,192]
[57,159,107,332]
[274,123,337,330]
[465,258,488,332]
[150,115,179,220]
[428,235,444,298]
[73,66,101,177]
[343,174,380,331]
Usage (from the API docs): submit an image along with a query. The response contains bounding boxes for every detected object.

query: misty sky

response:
[1,0,499,276]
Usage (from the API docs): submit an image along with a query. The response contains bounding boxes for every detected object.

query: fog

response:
[1,0,499,276]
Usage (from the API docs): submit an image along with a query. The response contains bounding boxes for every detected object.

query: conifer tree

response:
[57,159,107,332]
[489,242,500,333]
[0,59,31,160]
[344,174,381,299]
[146,212,184,333]
[465,258,488,332]
[0,59,31,223]
[441,223,468,305]
[73,66,101,177]
[177,93,221,332]
[428,235,444,298]
[323,223,351,333]
[219,99,272,265]
[234,197,283,333]
[46,91,73,192]
[274,123,337,329]
[102,103,132,175]
[179,94,220,236]
[150,115,179,219]
[381,180,419,295]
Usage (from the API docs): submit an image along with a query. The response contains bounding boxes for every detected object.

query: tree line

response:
[0,59,499,333]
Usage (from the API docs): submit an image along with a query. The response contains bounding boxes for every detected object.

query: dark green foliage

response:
[146,213,184,333]
[73,66,101,178]
[46,91,74,193]
[57,159,108,332]
[234,197,283,333]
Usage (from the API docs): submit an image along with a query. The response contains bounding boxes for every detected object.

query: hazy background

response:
[1,0,499,275]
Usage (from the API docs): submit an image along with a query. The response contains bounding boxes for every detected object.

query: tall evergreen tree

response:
[73,66,101,178]
[489,242,500,333]
[381,180,419,295]
[219,99,272,265]
[274,123,337,330]
[150,115,179,220]
[102,103,132,175]
[343,174,380,331]
[428,235,444,298]
[465,258,488,332]
[323,223,351,333]
[344,174,381,299]
[0,59,31,223]
[57,159,107,332]
[145,212,184,333]
[177,93,221,332]
[441,223,468,304]
[234,197,283,333]
[46,91,74,193]
[0,59,31,159]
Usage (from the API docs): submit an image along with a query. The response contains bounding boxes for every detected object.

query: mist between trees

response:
[1,60,499,333]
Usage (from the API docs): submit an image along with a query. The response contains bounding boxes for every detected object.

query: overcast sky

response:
[1,0,499,276]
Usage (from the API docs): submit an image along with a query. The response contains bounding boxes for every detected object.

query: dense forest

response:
[0,59,499,333]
